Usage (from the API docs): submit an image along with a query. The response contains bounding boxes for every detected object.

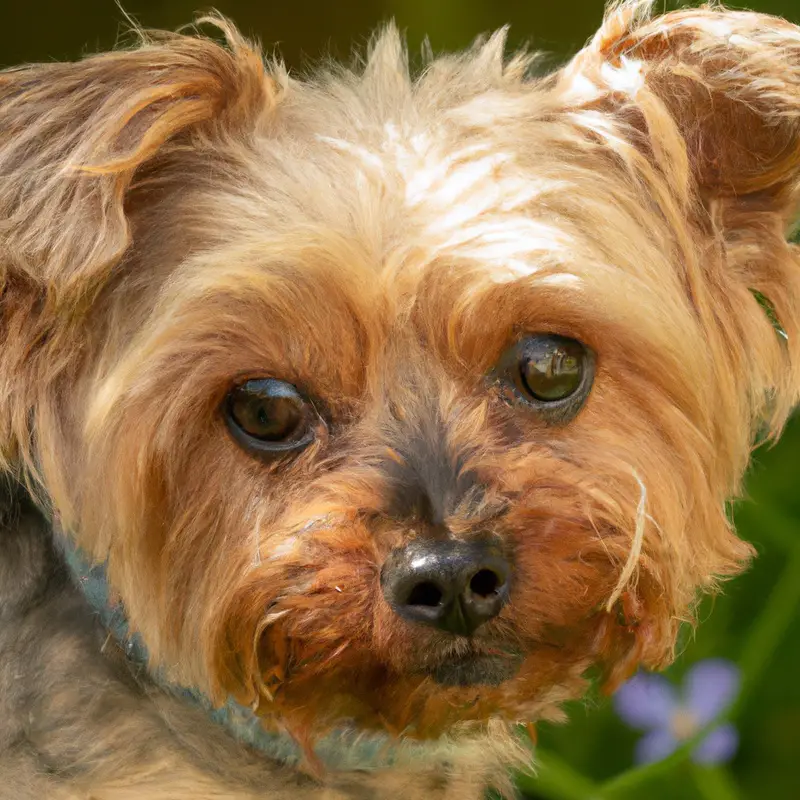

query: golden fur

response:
[1,1,799,796]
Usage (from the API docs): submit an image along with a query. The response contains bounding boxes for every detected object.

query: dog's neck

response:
[56,531,432,772]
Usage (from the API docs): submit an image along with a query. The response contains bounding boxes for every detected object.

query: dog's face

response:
[2,1,800,747]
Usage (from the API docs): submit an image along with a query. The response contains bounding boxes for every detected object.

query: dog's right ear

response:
[0,18,279,306]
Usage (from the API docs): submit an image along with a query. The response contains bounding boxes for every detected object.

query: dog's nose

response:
[380,539,511,637]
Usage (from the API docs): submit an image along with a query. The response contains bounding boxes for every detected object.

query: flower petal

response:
[683,659,741,725]
[613,672,678,730]
[692,723,739,765]
[635,728,679,764]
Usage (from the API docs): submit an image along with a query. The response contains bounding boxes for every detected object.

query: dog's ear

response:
[555,0,800,417]
[565,1,800,206]
[0,18,279,305]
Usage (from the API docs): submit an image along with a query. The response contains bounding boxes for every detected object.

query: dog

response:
[1,0,799,797]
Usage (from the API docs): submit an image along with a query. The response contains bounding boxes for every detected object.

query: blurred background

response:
[3,1,798,797]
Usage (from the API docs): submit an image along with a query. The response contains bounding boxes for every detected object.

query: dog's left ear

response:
[569,1,800,204]
[557,0,800,422]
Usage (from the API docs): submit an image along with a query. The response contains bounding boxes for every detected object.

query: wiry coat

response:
[1,2,800,797]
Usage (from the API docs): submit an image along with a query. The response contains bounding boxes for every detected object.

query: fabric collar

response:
[56,534,436,772]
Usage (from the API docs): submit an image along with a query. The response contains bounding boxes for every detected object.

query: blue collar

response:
[58,536,435,772]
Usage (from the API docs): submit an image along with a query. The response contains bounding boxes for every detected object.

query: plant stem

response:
[596,738,697,798]
[691,765,742,800]
[516,749,601,800]
[734,542,800,711]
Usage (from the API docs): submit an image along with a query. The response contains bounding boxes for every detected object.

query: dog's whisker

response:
[607,471,647,612]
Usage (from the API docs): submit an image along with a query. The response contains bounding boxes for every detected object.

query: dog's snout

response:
[380,540,511,637]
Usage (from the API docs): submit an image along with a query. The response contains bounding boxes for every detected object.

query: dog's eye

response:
[519,336,587,401]
[225,379,316,455]
[497,334,594,422]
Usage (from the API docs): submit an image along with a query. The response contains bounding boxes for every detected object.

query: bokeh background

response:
[4,1,798,798]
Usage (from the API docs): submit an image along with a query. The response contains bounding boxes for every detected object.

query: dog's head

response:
[2,0,799,747]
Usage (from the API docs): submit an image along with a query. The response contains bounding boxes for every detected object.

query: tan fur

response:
[1,1,799,796]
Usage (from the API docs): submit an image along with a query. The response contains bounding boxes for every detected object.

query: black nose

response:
[380,539,511,637]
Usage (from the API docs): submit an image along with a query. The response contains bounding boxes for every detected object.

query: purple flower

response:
[613,659,740,765]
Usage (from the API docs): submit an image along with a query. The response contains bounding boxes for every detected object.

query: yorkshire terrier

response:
[1,1,799,797]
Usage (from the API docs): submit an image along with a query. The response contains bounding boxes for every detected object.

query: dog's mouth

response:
[425,650,524,687]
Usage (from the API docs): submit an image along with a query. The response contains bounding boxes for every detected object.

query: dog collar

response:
[57,533,434,772]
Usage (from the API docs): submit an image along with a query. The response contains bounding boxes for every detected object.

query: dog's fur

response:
[1,1,800,797]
